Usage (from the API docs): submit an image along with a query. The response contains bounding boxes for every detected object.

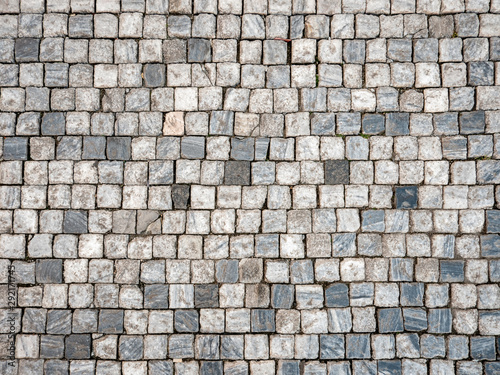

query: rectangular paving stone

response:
[325,160,349,185]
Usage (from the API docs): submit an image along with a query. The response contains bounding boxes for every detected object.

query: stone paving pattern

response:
[1,0,500,374]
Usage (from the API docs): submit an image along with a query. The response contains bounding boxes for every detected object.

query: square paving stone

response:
[215,260,239,283]
[448,336,469,360]
[47,310,72,334]
[82,137,106,159]
[390,258,413,282]
[98,309,124,334]
[487,210,500,233]
[210,111,234,135]
[311,114,335,135]
[40,335,65,359]
[188,39,211,63]
[41,113,66,135]
[468,62,494,86]
[486,363,500,375]
[65,334,91,359]
[346,334,370,359]
[169,335,194,358]
[378,308,404,333]
[119,335,143,360]
[200,361,223,375]
[224,161,250,185]
[106,137,131,160]
[271,284,294,309]
[149,361,173,375]
[396,186,418,209]
[400,283,424,307]
[290,260,314,284]
[460,111,485,134]
[420,335,445,358]
[440,260,464,282]
[256,234,279,257]
[403,308,427,331]
[221,336,244,360]
[428,309,452,333]
[3,137,28,160]
[386,113,409,136]
[378,360,402,375]
[195,284,219,308]
[325,283,349,308]
[231,137,255,161]
[320,334,344,359]
[471,336,496,360]
[174,310,199,332]
[57,136,82,160]
[362,114,385,135]
[280,361,300,375]
[144,285,169,309]
[15,38,39,62]
[325,160,349,185]
[181,136,205,159]
[63,211,88,234]
[171,185,190,209]
[36,260,62,284]
[144,64,166,87]
[361,210,385,232]
[251,309,275,333]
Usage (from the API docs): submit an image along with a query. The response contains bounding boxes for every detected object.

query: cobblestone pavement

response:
[0,0,500,374]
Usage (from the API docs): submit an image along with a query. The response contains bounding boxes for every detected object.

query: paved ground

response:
[0,0,500,373]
